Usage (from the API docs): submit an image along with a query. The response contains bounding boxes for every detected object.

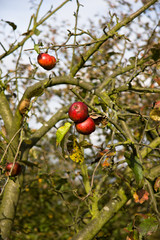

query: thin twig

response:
[0,127,23,164]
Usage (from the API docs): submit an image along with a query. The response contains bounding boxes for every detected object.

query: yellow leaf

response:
[150,109,160,121]
[68,136,84,163]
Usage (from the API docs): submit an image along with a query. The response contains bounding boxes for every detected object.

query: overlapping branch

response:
[25,105,69,148]
[70,0,158,77]
[0,0,71,60]
[71,136,160,240]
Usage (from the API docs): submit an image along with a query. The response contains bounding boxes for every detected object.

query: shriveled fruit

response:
[18,98,30,115]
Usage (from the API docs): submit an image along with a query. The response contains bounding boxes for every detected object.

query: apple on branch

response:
[37,53,56,70]
[75,117,96,135]
[68,102,89,123]
[5,162,22,176]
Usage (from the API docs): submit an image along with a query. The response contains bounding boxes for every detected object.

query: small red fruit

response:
[37,53,56,70]
[68,102,89,123]
[75,117,95,135]
[5,162,21,176]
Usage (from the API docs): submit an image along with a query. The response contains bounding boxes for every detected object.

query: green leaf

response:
[126,222,133,232]
[34,44,40,54]
[133,156,143,186]
[34,28,41,36]
[56,122,71,146]
[137,216,158,237]
[125,153,143,187]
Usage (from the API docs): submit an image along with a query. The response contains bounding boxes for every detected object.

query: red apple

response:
[37,53,56,70]
[5,162,21,176]
[75,117,95,135]
[68,102,89,123]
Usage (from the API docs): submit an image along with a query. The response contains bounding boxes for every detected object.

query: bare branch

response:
[70,0,158,77]
[25,105,69,148]
[0,0,71,60]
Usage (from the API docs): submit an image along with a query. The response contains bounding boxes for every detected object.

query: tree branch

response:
[21,76,93,101]
[0,0,71,60]
[71,131,160,240]
[141,136,160,159]
[70,0,158,77]
[71,187,128,240]
[0,175,24,239]
[0,91,14,135]
[24,105,69,148]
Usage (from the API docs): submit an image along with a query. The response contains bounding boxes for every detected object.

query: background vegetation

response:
[0,0,160,239]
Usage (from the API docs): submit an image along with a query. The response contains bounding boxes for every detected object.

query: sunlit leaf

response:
[150,109,160,121]
[56,122,71,146]
[34,44,40,54]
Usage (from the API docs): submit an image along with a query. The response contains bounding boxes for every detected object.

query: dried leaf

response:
[133,189,149,204]
[18,99,30,115]
[154,77,160,85]
[67,136,84,163]
[2,20,17,30]
[102,159,110,168]
[90,113,107,126]
[154,100,160,109]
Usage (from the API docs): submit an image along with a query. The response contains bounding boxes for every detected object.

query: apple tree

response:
[0,0,160,239]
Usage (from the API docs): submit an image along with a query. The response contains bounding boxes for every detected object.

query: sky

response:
[0,0,145,68]
[0,0,110,66]
[0,0,144,42]
[0,0,108,34]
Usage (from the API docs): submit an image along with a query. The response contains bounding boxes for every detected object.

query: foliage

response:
[0,0,160,239]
